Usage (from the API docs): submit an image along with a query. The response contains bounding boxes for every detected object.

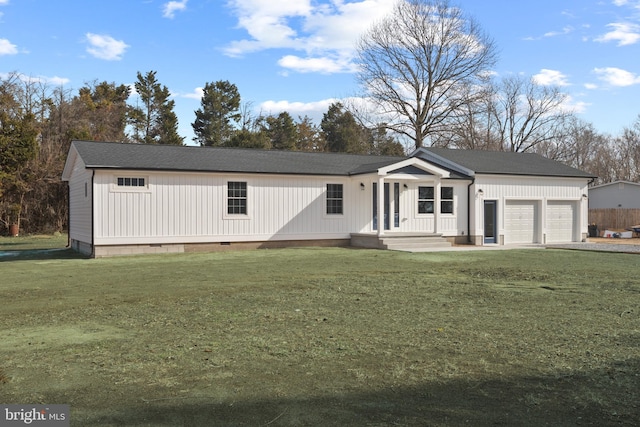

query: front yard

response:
[1,239,638,426]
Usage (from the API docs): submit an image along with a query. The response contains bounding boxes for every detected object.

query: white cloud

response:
[258,96,393,125]
[594,67,640,86]
[259,98,340,122]
[584,83,598,90]
[47,76,71,86]
[261,98,337,114]
[533,69,570,86]
[163,0,187,19]
[0,38,18,55]
[182,87,204,100]
[543,26,574,38]
[561,95,589,114]
[85,33,129,60]
[0,72,70,86]
[595,22,640,46]
[278,54,357,74]
[0,0,9,5]
[224,0,395,74]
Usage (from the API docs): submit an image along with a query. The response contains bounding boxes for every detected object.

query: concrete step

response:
[380,235,452,250]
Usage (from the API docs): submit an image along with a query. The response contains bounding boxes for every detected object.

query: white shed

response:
[62,141,595,256]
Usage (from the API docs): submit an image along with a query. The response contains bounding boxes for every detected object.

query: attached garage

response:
[546,201,576,243]
[504,200,539,244]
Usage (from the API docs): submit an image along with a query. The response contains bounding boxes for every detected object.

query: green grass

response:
[0,241,639,426]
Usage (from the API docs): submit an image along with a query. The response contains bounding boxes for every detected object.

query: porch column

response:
[434,179,441,234]
[377,175,385,236]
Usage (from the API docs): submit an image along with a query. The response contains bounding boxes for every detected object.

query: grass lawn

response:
[1,238,639,426]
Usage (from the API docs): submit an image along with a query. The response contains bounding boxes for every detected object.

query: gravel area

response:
[546,241,640,253]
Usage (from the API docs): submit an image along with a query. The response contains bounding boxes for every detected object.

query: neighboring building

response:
[62,140,595,257]
[588,181,640,209]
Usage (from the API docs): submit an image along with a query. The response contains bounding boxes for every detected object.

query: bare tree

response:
[535,117,605,167]
[489,75,571,152]
[356,0,497,149]
[612,115,640,182]
[429,77,500,150]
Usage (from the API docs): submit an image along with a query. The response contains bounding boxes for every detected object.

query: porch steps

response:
[381,235,452,251]
[351,233,452,251]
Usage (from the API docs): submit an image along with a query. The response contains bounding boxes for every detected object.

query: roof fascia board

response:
[88,166,355,178]
[61,144,80,181]
[476,173,592,181]
[410,147,475,177]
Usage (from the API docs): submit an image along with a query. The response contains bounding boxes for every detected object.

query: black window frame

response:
[441,186,454,214]
[116,177,146,187]
[418,186,434,214]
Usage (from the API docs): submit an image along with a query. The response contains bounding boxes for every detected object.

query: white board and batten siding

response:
[92,170,373,246]
[66,153,93,251]
[475,175,588,244]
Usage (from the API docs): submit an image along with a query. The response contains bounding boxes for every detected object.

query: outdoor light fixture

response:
[403,184,408,189]
[478,189,484,195]
[582,194,588,199]
[360,183,365,190]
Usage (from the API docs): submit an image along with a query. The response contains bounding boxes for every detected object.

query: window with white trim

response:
[326,184,343,215]
[227,181,247,215]
[441,186,454,214]
[117,177,146,187]
[418,186,434,214]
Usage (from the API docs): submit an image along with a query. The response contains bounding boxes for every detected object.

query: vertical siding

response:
[68,159,92,244]
[473,175,589,241]
[85,168,591,245]
[93,171,374,244]
[589,184,640,209]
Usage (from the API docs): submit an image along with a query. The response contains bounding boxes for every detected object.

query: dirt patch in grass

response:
[1,247,639,426]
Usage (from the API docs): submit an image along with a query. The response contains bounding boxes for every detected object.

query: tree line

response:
[2,0,640,235]
[0,71,404,235]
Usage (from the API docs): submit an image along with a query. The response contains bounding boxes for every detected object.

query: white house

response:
[588,181,640,209]
[62,140,595,257]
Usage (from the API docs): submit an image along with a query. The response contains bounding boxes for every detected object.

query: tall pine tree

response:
[192,80,241,147]
[129,71,183,145]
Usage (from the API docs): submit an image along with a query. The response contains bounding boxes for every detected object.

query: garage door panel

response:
[546,201,575,243]
[505,200,537,244]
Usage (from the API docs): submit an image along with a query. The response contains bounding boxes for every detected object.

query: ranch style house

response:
[62,140,595,257]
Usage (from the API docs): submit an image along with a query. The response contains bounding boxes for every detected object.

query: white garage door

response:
[546,201,575,243]
[505,200,538,244]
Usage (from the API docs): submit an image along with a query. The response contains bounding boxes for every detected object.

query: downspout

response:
[467,177,475,244]
[91,170,95,258]
[66,183,71,248]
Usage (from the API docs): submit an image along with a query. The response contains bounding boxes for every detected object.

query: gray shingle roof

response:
[69,140,595,180]
[71,140,405,176]
[418,147,596,179]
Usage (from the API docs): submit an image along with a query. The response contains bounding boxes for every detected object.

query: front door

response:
[484,200,497,244]
[373,182,400,231]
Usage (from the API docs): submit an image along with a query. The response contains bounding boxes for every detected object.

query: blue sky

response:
[1,0,640,145]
